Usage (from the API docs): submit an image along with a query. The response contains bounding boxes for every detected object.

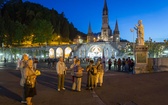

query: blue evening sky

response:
[23,0,168,42]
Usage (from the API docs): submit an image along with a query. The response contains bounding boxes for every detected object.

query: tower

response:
[101,0,111,41]
[87,23,94,42]
[113,20,120,42]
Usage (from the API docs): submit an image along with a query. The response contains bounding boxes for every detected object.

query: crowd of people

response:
[17,54,106,105]
[17,53,135,105]
[56,56,105,92]
[108,57,135,73]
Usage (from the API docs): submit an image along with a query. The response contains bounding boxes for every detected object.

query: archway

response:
[88,45,102,58]
[49,48,55,58]
[64,47,72,58]
[56,47,63,58]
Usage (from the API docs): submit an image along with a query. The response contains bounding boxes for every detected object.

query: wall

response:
[148,58,168,72]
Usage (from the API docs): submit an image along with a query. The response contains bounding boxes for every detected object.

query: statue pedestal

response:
[134,45,149,74]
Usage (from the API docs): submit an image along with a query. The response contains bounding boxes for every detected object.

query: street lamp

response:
[130,28,135,59]
[130,28,134,43]
[58,35,60,45]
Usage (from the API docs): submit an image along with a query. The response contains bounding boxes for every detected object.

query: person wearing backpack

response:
[90,65,98,89]
[96,58,104,87]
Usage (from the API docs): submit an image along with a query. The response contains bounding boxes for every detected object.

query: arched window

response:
[56,47,63,58]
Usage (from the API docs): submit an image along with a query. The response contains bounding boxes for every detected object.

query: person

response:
[47,58,52,69]
[4,57,7,66]
[117,58,121,71]
[24,59,37,105]
[125,59,129,72]
[56,57,67,91]
[86,60,97,89]
[86,60,94,90]
[70,56,77,83]
[121,58,125,71]
[130,59,135,74]
[16,58,21,70]
[128,57,131,72]
[96,58,104,87]
[72,59,84,92]
[113,59,117,70]
[135,20,144,45]
[19,54,29,104]
[32,56,38,70]
[108,59,112,70]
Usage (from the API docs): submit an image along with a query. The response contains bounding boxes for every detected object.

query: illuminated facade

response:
[87,0,120,42]
[45,42,121,59]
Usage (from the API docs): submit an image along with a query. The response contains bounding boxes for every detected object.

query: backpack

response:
[91,65,97,75]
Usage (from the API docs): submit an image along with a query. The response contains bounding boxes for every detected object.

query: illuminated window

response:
[49,48,55,58]
[64,47,72,58]
[56,47,63,58]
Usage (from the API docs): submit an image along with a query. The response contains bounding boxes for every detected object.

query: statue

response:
[134,20,144,45]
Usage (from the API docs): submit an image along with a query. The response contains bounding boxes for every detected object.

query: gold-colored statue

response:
[135,20,144,45]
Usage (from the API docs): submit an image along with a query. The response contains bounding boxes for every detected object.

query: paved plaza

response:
[0,62,168,105]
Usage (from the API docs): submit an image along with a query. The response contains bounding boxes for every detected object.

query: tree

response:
[0,17,5,46]
[13,21,27,46]
[0,1,86,46]
[29,19,53,45]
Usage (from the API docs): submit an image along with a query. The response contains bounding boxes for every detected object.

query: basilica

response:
[69,0,127,59]
[0,0,130,61]
[87,0,120,43]
[46,0,129,60]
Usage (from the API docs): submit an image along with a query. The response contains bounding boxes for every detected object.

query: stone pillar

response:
[134,45,149,74]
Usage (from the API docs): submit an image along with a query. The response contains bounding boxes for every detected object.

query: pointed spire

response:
[103,0,108,14]
[113,20,120,34]
[114,20,119,31]
[88,22,92,34]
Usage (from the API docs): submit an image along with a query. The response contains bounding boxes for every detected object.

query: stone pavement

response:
[0,62,168,105]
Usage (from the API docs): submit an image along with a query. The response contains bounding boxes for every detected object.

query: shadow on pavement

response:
[7,71,21,78]
[0,86,21,102]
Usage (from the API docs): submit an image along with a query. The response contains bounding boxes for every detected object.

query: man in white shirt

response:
[56,57,67,91]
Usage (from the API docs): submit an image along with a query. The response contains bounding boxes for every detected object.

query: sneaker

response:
[21,101,27,104]
[77,90,81,92]
[62,88,65,90]
[57,89,60,91]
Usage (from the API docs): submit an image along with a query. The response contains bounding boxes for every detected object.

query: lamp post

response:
[58,35,60,45]
[130,28,135,59]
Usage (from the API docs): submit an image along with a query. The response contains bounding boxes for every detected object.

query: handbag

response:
[35,69,41,76]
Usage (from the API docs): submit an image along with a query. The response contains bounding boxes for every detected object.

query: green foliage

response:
[29,19,53,44]
[13,21,27,46]
[0,0,86,47]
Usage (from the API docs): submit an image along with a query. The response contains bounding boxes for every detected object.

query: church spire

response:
[114,20,119,34]
[88,22,92,34]
[103,0,108,15]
